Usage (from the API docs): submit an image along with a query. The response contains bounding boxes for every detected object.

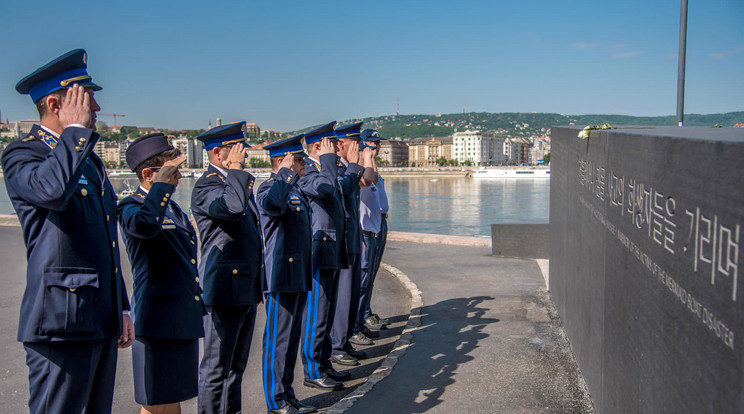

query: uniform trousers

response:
[24,336,118,414]
[198,305,257,414]
[356,233,380,334]
[331,253,361,355]
[263,292,307,410]
[301,268,339,379]
[365,218,388,320]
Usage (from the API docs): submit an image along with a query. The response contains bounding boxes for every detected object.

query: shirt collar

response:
[339,157,349,167]
[40,125,60,139]
[139,185,149,194]
[210,162,229,177]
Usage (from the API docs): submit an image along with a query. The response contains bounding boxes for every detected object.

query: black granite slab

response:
[550,126,744,414]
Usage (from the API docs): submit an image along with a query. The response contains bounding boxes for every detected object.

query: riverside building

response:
[452,130,504,166]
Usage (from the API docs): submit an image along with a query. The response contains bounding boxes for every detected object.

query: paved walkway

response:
[0,220,593,413]
[0,224,411,413]
[347,241,594,414]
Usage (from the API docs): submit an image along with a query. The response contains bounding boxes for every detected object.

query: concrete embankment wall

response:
[550,126,744,414]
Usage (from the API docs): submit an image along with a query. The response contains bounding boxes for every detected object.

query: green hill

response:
[288,111,744,140]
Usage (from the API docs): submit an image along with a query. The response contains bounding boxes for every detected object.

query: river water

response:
[0,175,549,237]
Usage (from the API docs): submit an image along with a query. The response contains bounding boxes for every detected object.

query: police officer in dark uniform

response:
[118,134,206,414]
[329,122,376,366]
[298,121,358,390]
[257,135,316,414]
[2,49,133,414]
[191,122,264,414]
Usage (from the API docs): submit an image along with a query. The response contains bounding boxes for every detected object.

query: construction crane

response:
[99,113,126,127]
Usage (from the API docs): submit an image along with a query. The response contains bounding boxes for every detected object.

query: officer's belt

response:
[363,230,378,238]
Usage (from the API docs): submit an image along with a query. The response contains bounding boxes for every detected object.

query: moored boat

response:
[471,168,550,179]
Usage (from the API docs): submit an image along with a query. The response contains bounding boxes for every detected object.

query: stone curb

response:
[387,230,491,248]
[325,263,423,414]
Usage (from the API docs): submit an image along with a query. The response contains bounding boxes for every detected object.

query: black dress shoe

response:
[349,332,373,345]
[288,397,317,413]
[361,326,380,338]
[303,375,343,390]
[325,367,351,380]
[345,348,367,360]
[331,353,360,366]
[267,404,300,414]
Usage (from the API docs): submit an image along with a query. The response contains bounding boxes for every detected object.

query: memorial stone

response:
[550,126,744,414]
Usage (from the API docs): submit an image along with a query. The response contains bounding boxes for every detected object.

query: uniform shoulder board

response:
[206,173,218,178]
[266,178,276,182]
[22,136,35,142]
[135,193,146,199]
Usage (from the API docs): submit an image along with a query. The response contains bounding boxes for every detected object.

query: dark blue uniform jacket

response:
[191,165,264,306]
[337,160,364,255]
[2,125,129,342]
[256,167,312,293]
[298,154,350,270]
[118,184,205,340]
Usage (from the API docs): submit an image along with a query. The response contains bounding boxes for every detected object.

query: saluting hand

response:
[154,155,186,186]
[318,137,335,157]
[279,153,295,171]
[58,84,92,129]
[222,143,246,170]
[347,140,360,164]
[361,146,374,165]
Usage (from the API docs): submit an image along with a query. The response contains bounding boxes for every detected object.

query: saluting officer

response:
[118,134,206,414]
[298,121,355,390]
[329,122,376,366]
[354,129,390,344]
[191,122,264,414]
[257,135,316,414]
[2,49,133,414]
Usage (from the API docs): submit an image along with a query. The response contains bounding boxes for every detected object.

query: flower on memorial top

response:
[578,125,592,139]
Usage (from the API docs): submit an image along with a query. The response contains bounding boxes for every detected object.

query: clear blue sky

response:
[1,0,742,132]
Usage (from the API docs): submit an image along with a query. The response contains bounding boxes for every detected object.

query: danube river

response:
[0,175,549,237]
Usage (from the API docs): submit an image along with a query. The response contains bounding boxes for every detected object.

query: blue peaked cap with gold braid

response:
[263,134,307,158]
[303,121,338,145]
[16,49,102,103]
[197,122,250,150]
[334,122,363,139]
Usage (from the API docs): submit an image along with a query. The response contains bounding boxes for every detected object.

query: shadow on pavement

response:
[353,295,499,413]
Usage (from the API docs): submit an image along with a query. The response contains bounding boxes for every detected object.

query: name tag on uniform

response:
[289,194,301,205]
[78,175,89,185]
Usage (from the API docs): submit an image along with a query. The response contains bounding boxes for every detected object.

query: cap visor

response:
[76,80,102,91]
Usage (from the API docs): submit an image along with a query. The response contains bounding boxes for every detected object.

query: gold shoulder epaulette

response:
[266,178,276,182]
[22,136,35,142]
[206,173,218,178]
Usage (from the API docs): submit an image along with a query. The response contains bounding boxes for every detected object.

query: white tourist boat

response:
[471,167,550,179]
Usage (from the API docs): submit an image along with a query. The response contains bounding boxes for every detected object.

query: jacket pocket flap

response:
[43,268,99,289]
[313,230,336,242]
[280,253,303,264]
[216,261,252,276]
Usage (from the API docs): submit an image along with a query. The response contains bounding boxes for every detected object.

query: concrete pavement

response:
[0,220,593,413]
[0,224,411,413]
[347,241,594,414]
